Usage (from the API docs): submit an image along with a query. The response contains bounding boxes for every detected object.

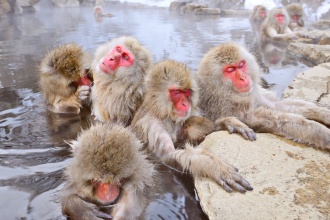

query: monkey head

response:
[285,3,305,27]
[198,43,260,99]
[65,123,153,206]
[47,43,85,82]
[92,36,152,81]
[257,5,267,19]
[267,8,290,28]
[144,60,199,122]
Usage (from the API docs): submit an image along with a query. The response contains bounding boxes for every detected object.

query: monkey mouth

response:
[236,85,251,93]
[176,110,190,118]
[100,62,112,74]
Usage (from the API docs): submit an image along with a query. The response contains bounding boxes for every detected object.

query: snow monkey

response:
[91,36,152,125]
[39,43,92,114]
[131,60,253,193]
[197,42,330,150]
[259,8,297,42]
[249,5,268,31]
[61,123,155,220]
[285,3,305,31]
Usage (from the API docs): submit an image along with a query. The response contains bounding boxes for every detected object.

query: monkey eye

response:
[183,89,191,97]
[116,46,121,53]
[225,67,235,73]
[238,60,246,68]
[122,53,129,61]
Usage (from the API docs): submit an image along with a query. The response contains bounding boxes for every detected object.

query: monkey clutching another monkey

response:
[197,42,330,150]
[131,60,253,193]
[61,123,155,220]
[91,36,152,125]
[39,43,92,114]
[285,3,305,31]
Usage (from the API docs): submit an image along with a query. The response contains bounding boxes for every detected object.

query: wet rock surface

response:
[288,42,330,64]
[283,62,330,108]
[194,131,330,220]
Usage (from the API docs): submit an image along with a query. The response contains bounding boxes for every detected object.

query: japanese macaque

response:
[260,8,297,42]
[93,5,113,22]
[131,60,253,193]
[39,43,92,114]
[249,5,268,31]
[197,42,330,150]
[61,123,155,220]
[285,3,305,31]
[175,116,215,148]
[91,36,152,125]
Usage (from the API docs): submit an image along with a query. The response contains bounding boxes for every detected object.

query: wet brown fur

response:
[176,116,216,148]
[91,36,152,125]
[61,123,155,220]
[39,43,91,114]
[197,42,330,150]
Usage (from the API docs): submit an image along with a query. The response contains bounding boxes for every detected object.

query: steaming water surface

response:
[0,4,310,219]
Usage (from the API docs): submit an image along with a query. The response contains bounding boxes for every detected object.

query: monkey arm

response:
[61,187,112,220]
[135,115,253,193]
[274,99,330,126]
[48,91,82,114]
[245,106,330,150]
[166,144,253,193]
[267,27,297,41]
[215,116,256,141]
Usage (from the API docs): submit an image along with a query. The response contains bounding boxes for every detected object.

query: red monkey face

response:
[169,88,191,118]
[93,181,120,204]
[260,9,266,18]
[222,59,251,93]
[291,15,298,22]
[275,13,285,24]
[99,45,135,74]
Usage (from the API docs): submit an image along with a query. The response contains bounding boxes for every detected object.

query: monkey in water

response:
[131,60,253,193]
[285,3,305,31]
[39,43,92,114]
[259,8,298,42]
[61,123,155,220]
[249,5,268,32]
[91,36,152,126]
[197,42,330,150]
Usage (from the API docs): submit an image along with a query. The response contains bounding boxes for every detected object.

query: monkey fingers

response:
[215,117,256,141]
[168,145,253,193]
[77,85,90,100]
[62,194,112,220]
[216,165,253,193]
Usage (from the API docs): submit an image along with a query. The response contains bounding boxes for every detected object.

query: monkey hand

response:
[288,33,298,40]
[215,117,256,141]
[76,85,91,104]
[214,158,253,193]
[168,145,253,193]
[61,193,112,220]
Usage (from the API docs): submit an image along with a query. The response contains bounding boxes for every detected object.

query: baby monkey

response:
[61,123,155,220]
[39,43,92,114]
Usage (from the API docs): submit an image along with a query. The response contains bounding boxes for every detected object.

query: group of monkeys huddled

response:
[249,3,307,42]
[39,18,330,220]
